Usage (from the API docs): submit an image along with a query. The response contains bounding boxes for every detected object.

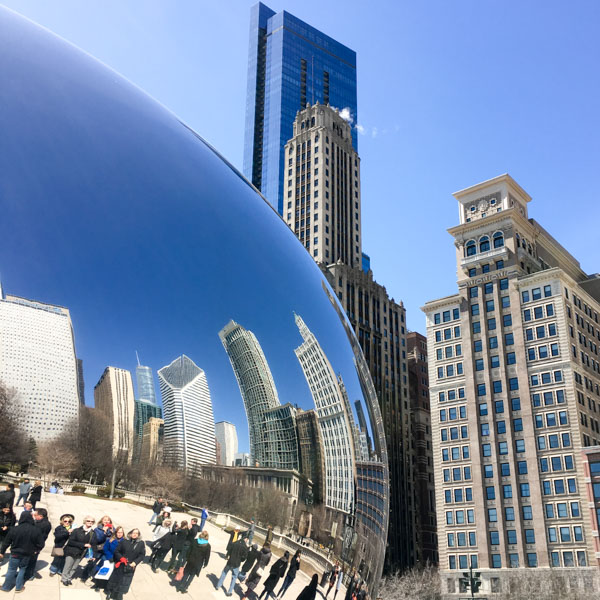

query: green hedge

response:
[0,466,9,474]
[71,485,86,493]
[97,487,125,499]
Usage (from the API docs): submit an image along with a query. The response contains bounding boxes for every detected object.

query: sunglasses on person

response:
[62,519,73,523]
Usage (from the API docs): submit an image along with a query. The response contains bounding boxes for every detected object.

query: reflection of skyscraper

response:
[133,358,162,461]
[219,320,280,466]
[76,358,85,405]
[294,313,355,513]
[354,399,372,456]
[215,421,238,467]
[158,355,216,473]
[296,409,325,504]
[140,417,163,466]
[94,366,135,463]
[262,403,299,470]
[0,286,80,441]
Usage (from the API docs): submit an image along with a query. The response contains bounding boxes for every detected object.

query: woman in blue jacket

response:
[91,526,124,591]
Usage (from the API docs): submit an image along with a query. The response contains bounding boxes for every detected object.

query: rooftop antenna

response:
[136,350,141,366]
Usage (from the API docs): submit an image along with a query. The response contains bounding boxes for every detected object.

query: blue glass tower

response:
[133,357,162,460]
[244,2,357,214]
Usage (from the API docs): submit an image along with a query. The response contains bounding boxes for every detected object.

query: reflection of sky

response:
[0,9,374,457]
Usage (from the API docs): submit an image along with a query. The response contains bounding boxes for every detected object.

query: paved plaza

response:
[0,492,329,599]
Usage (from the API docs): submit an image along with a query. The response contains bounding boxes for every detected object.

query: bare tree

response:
[378,566,441,600]
[35,441,79,484]
[492,568,600,600]
[0,379,27,465]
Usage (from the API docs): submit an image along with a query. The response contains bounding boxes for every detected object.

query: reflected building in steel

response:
[158,355,216,473]
[219,319,281,467]
[215,420,238,467]
[296,409,326,505]
[133,357,162,461]
[94,366,135,463]
[263,403,300,470]
[294,313,355,513]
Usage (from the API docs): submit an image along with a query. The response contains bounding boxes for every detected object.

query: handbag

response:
[175,566,185,581]
[51,546,64,557]
[94,560,114,581]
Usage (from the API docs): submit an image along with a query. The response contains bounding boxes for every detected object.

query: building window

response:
[480,236,490,252]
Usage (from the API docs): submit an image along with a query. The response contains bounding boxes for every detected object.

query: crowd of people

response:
[0,484,370,599]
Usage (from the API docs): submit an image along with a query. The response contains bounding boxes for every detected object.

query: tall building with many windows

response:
[244,2,357,214]
[283,104,361,268]
[294,313,355,513]
[158,355,216,473]
[0,284,80,441]
[215,421,239,467]
[133,359,162,461]
[219,319,281,467]
[423,174,600,595]
[94,366,135,463]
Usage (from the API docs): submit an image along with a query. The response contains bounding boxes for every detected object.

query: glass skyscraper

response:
[244,2,357,214]
[133,360,162,461]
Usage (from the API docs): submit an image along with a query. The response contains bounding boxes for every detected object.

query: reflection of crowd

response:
[0,484,370,599]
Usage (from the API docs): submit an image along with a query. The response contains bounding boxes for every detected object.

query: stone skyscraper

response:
[219,319,280,467]
[423,174,600,593]
[94,366,135,463]
[244,2,357,214]
[0,283,80,441]
[158,355,216,473]
[294,313,355,514]
[283,104,361,268]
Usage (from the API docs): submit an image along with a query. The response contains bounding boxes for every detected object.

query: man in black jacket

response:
[148,497,164,525]
[0,484,15,509]
[24,508,52,581]
[216,536,248,597]
[0,511,44,592]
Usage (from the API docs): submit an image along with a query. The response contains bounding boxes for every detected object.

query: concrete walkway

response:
[0,492,328,599]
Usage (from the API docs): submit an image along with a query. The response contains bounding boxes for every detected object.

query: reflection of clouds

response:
[294,313,355,514]
[218,320,280,467]
[157,355,215,473]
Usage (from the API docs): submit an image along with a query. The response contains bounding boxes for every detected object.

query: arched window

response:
[479,236,490,252]
[493,232,504,248]
[466,241,476,257]
[311,117,315,126]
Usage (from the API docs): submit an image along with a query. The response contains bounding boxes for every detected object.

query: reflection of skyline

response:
[218,319,281,466]
[294,313,355,514]
[158,355,216,473]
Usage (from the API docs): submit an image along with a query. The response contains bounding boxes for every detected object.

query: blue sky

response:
[3,1,600,411]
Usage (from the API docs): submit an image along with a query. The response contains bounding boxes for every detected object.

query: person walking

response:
[0,484,15,509]
[49,513,73,576]
[277,549,301,597]
[333,568,344,599]
[325,564,340,598]
[16,480,32,506]
[149,519,173,572]
[241,542,272,600]
[27,481,43,509]
[258,551,289,600]
[61,515,96,586]
[0,505,16,547]
[105,528,145,600]
[238,542,260,583]
[175,530,211,593]
[344,570,357,600]
[199,507,209,532]
[91,525,124,591]
[296,574,319,600]
[246,517,256,544]
[167,520,189,573]
[216,535,248,597]
[82,514,113,584]
[0,511,44,593]
[148,497,165,525]
[24,508,52,580]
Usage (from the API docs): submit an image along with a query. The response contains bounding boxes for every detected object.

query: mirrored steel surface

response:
[0,7,388,589]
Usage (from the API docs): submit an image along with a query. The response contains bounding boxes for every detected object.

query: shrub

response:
[71,485,86,493]
[97,487,125,499]
[0,465,9,474]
